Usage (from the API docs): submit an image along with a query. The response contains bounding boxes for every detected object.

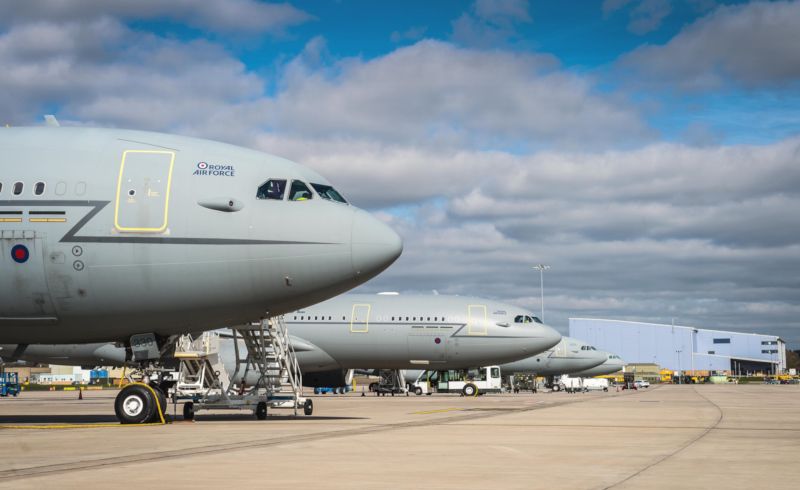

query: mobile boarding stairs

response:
[174,316,312,420]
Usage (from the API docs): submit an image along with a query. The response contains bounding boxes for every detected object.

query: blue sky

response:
[1,0,798,346]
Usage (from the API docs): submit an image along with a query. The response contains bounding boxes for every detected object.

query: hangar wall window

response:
[13,182,23,195]
[311,183,348,204]
[708,351,715,355]
[288,180,313,201]
[34,182,45,195]
[256,179,287,200]
[713,338,731,344]
[761,340,777,345]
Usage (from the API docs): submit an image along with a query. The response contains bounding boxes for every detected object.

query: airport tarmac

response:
[0,384,797,489]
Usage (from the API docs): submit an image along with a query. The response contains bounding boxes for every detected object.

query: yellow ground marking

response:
[0,382,167,430]
[412,407,463,415]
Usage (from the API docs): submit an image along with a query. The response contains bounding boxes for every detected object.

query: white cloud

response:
[390,26,428,44]
[0,0,313,35]
[265,39,648,149]
[620,1,800,89]
[628,0,672,35]
[451,0,531,47]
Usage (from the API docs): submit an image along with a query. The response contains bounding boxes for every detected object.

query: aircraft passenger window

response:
[310,183,348,204]
[13,182,23,195]
[256,179,287,200]
[34,182,45,195]
[0,182,3,194]
[288,180,313,201]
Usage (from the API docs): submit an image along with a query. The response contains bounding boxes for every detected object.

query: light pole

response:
[532,264,550,322]
[676,349,682,384]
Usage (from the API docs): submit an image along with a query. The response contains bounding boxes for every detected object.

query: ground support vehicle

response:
[560,376,609,393]
[434,366,502,396]
[0,372,20,397]
[172,317,312,421]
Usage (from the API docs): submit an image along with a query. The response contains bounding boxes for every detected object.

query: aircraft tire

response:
[462,383,478,397]
[303,399,313,416]
[369,382,378,392]
[256,401,267,420]
[148,385,168,423]
[183,402,195,421]
[115,384,156,424]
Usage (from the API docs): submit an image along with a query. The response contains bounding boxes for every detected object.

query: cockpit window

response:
[256,179,287,200]
[532,316,543,324]
[288,180,313,201]
[514,315,539,324]
[311,183,347,204]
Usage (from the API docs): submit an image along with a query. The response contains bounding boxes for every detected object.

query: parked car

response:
[634,380,650,389]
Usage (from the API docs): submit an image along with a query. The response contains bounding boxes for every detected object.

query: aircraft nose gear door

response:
[114,150,175,233]
[0,231,57,324]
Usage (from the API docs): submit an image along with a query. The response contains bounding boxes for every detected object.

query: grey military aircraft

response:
[0,125,401,345]
[0,293,562,389]
[568,353,625,377]
[403,336,607,388]
[0,124,402,421]
[497,336,608,376]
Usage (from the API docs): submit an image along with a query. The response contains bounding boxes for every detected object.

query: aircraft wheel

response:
[148,385,168,422]
[369,382,378,392]
[552,384,561,392]
[115,384,156,424]
[415,387,423,396]
[303,399,313,416]
[462,383,478,397]
[183,402,195,421]
[255,401,267,420]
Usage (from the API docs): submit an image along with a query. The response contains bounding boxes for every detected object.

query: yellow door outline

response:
[114,149,175,233]
[467,304,488,336]
[350,303,371,333]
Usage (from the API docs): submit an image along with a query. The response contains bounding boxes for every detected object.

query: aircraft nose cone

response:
[351,209,403,280]
[539,324,562,351]
[519,324,561,355]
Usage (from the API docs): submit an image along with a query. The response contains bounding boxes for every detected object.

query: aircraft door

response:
[349,303,370,333]
[114,150,175,233]
[0,231,57,322]
[467,304,488,335]
[408,327,447,363]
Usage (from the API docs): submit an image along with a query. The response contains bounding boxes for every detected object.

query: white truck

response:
[558,375,609,392]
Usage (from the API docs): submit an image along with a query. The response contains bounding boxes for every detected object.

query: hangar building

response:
[570,318,786,375]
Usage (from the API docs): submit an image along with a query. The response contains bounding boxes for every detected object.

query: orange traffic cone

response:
[78,388,83,400]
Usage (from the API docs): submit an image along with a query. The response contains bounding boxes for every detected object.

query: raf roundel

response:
[11,244,29,264]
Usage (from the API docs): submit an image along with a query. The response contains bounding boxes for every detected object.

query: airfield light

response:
[532,264,550,323]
